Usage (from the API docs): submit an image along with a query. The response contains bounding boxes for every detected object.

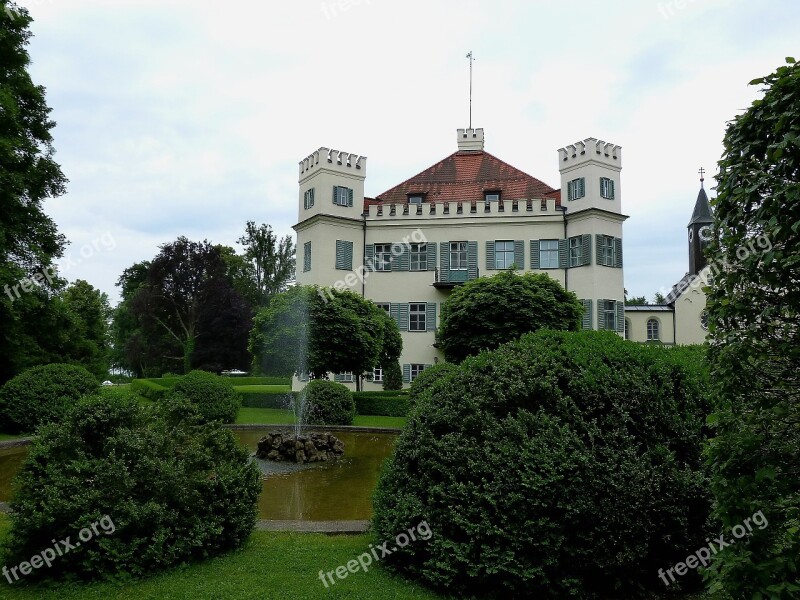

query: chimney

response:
[457,128,484,151]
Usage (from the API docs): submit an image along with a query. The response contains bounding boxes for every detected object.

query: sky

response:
[14,0,800,304]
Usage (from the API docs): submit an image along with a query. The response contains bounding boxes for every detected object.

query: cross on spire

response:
[698,166,705,188]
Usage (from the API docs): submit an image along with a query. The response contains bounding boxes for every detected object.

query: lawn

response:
[235,407,406,429]
[0,434,26,442]
[232,385,291,393]
[0,514,446,599]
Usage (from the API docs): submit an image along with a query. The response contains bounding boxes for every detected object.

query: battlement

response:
[457,128,485,151]
[365,197,560,220]
[558,137,621,170]
[299,147,367,181]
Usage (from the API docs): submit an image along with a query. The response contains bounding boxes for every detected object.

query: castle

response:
[293,128,709,388]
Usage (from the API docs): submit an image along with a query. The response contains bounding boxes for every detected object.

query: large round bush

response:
[167,370,240,423]
[373,331,712,598]
[0,363,98,433]
[2,391,261,581]
[303,379,355,426]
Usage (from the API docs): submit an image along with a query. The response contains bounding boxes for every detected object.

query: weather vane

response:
[466,51,475,129]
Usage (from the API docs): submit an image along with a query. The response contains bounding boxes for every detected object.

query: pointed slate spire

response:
[688,170,713,226]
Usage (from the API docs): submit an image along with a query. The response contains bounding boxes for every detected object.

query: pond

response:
[0,429,397,522]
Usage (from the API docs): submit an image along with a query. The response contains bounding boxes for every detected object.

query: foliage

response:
[303,380,355,426]
[704,57,800,599]
[239,391,298,409]
[373,331,713,598]
[407,362,458,408]
[2,392,261,582]
[236,221,295,307]
[382,360,403,391]
[0,4,70,384]
[353,392,409,417]
[249,286,402,389]
[60,279,112,379]
[129,379,169,401]
[653,292,667,304]
[625,295,648,305]
[167,370,240,424]
[437,271,583,362]
[0,363,98,433]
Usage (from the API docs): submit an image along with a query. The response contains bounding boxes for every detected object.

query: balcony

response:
[433,267,478,289]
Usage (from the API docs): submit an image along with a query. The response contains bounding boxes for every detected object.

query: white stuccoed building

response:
[293,128,706,389]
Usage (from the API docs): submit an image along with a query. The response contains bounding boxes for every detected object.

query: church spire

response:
[688,169,713,227]
[688,169,713,275]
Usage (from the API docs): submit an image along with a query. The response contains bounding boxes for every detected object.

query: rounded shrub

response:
[373,330,713,598]
[2,391,261,581]
[167,370,240,423]
[303,379,355,426]
[0,364,98,433]
[407,362,458,408]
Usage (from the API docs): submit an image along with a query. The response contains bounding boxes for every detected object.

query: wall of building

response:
[625,309,676,344]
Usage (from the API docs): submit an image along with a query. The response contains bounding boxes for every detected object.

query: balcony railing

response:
[433,267,478,288]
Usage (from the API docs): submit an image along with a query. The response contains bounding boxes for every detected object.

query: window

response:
[374,243,392,271]
[624,318,631,340]
[539,239,559,269]
[408,195,423,204]
[450,241,468,270]
[409,303,426,332]
[375,302,390,315]
[410,364,426,382]
[600,177,615,199]
[598,235,616,266]
[647,318,660,341]
[484,191,500,202]
[567,177,585,201]
[700,310,709,330]
[333,185,353,207]
[303,188,315,209]
[336,372,354,383]
[410,243,427,271]
[303,241,311,272]
[569,237,582,267]
[603,300,617,331]
[372,367,383,383]
[494,241,515,269]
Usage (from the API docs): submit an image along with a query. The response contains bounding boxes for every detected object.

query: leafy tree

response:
[437,271,583,362]
[61,279,111,379]
[704,57,800,599]
[625,295,648,305]
[652,292,667,304]
[216,244,259,307]
[249,286,401,390]
[0,3,69,383]
[111,261,156,377]
[237,221,295,306]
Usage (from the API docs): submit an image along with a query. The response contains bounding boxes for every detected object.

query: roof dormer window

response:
[484,191,501,202]
[408,194,424,204]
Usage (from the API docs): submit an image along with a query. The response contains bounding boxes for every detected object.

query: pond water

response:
[0,429,397,521]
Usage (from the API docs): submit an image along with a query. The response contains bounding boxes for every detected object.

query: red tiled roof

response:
[372,150,559,206]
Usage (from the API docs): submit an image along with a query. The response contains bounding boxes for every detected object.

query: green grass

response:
[232,385,290,393]
[0,514,446,599]
[235,407,406,429]
[0,433,27,442]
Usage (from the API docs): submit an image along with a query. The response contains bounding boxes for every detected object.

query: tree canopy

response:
[437,271,584,362]
[237,221,295,306]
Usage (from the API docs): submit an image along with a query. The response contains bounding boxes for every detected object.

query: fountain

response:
[254,431,344,464]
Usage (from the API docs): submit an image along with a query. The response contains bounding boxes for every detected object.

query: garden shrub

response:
[407,362,458,409]
[382,360,403,391]
[373,330,713,599]
[129,379,169,401]
[0,364,98,433]
[2,392,261,581]
[303,380,355,426]
[167,370,240,424]
[353,392,409,417]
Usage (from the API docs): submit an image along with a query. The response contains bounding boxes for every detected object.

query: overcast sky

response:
[17,0,800,304]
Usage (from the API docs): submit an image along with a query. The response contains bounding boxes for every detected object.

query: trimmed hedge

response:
[239,391,298,409]
[129,379,169,401]
[304,380,355,426]
[353,392,409,417]
[167,371,240,424]
[373,330,713,598]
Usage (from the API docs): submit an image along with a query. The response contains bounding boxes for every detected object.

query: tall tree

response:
[0,3,69,383]
[437,271,584,363]
[61,280,111,379]
[237,221,295,305]
[705,58,800,599]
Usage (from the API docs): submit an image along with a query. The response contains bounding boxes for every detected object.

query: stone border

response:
[226,424,402,434]
[255,520,369,534]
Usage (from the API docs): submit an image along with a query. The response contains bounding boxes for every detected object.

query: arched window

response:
[647,318,660,341]
[624,318,631,340]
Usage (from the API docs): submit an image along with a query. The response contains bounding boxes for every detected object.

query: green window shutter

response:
[514,240,524,269]
[581,299,593,330]
[365,243,374,271]
[581,234,592,266]
[614,237,623,268]
[335,240,345,270]
[467,241,478,279]
[332,185,338,204]
[558,239,568,269]
[595,234,603,266]
[347,187,354,207]
[398,304,409,331]
[530,240,540,269]
[344,241,353,270]
[303,241,311,272]
[390,303,400,324]
[426,303,437,332]
[402,364,411,384]
[334,373,343,383]
[567,180,574,201]
[486,241,495,270]
[597,299,606,330]
[616,300,625,333]
[427,243,437,271]
[610,179,615,199]
[395,243,409,271]
[579,177,585,198]
[439,242,449,282]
